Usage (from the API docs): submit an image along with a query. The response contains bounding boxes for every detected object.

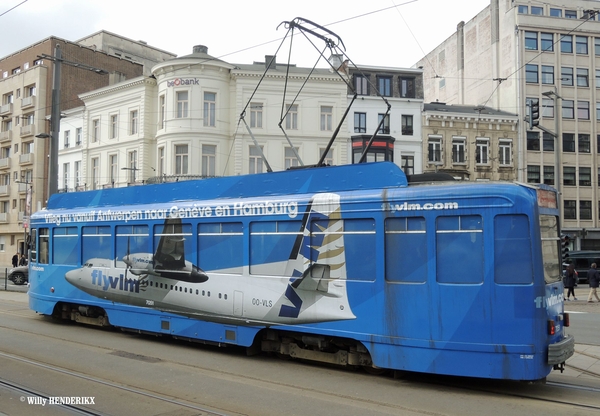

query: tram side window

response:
[311,218,376,281]
[198,222,243,274]
[82,226,112,263]
[250,221,302,276]
[116,225,149,270]
[38,228,49,264]
[494,215,533,284]
[30,228,37,262]
[385,217,427,283]
[153,221,194,271]
[53,227,79,265]
[436,215,483,283]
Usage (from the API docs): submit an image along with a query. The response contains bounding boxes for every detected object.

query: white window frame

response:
[499,139,512,166]
[476,137,490,165]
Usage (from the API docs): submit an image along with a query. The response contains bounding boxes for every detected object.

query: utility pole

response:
[36,45,108,200]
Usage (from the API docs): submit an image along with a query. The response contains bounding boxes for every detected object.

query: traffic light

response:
[528,99,540,130]
[561,235,570,263]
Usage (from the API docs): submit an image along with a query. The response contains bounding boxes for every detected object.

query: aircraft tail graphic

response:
[290,192,347,289]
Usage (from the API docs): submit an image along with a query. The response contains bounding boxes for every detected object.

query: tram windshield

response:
[540,215,562,284]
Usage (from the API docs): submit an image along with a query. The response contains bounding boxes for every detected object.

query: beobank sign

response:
[167,78,199,87]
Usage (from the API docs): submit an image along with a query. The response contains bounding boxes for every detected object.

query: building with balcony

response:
[0,34,150,263]
[416,0,600,249]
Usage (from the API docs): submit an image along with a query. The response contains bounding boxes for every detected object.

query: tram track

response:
[0,351,239,416]
[2,309,600,415]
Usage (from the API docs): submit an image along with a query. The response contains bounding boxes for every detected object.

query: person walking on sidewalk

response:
[564,263,578,301]
[587,263,600,303]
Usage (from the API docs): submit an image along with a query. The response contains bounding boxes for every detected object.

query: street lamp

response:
[542,89,563,207]
[15,179,32,257]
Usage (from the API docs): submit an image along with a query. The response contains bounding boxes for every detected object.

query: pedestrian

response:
[587,263,600,303]
[18,254,26,266]
[564,263,577,301]
[11,252,18,268]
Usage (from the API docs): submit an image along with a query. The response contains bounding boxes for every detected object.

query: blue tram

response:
[28,162,574,380]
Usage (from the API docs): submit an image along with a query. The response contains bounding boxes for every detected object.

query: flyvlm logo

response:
[167,78,199,87]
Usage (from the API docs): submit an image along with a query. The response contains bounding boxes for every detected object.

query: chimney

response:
[193,45,208,54]
[265,55,276,70]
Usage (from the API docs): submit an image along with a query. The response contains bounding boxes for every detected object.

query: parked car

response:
[563,250,600,284]
[8,265,28,285]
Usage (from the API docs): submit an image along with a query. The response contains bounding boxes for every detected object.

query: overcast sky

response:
[0,0,491,68]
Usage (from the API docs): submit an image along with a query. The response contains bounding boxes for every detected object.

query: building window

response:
[401,155,414,175]
[578,101,590,120]
[378,113,390,134]
[561,67,574,86]
[561,35,573,53]
[563,133,575,152]
[203,92,216,127]
[518,5,528,14]
[130,110,138,135]
[499,140,512,165]
[579,134,591,153]
[577,68,589,87]
[399,77,415,98]
[91,158,99,189]
[525,31,538,50]
[110,114,118,139]
[92,119,100,142]
[319,148,333,166]
[563,166,576,186]
[63,130,70,148]
[175,144,188,175]
[284,147,300,169]
[565,10,577,19]
[530,6,543,15]
[543,132,554,151]
[527,165,540,183]
[74,161,81,188]
[249,145,264,174]
[580,201,592,220]
[542,97,554,118]
[127,150,137,183]
[158,147,165,177]
[75,127,81,146]
[550,8,562,17]
[176,91,188,118]
[452,137,466,163]
[543,166,554,186]
[285,104,298,130]
[202,145,216,177]
[354,112,366,133]
[564,200,576,220]
[401,115,413,135]
[576,36,588,54]
[525,64,538,83]
[354,74,368,95]
[527,131,540,151]
[320,106,333,131]
[108,154,118,184]
[428,137,442,163]
[376,76,392,96]
[541,65,554,84]
[596,38,600,56]
[562,100,575,119]
[250,103,263,128]
[541,33,554,51]
[62,163,69,190]
[475,138,489,164]
[159,95,165,129]
[580,167,592,186]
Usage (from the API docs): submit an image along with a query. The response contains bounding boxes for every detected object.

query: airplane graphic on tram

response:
[63,193,356,326]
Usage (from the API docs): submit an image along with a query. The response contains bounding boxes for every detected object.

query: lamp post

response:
[542,89,563,208]
[122,163,140,185]
[15,178,32,256]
